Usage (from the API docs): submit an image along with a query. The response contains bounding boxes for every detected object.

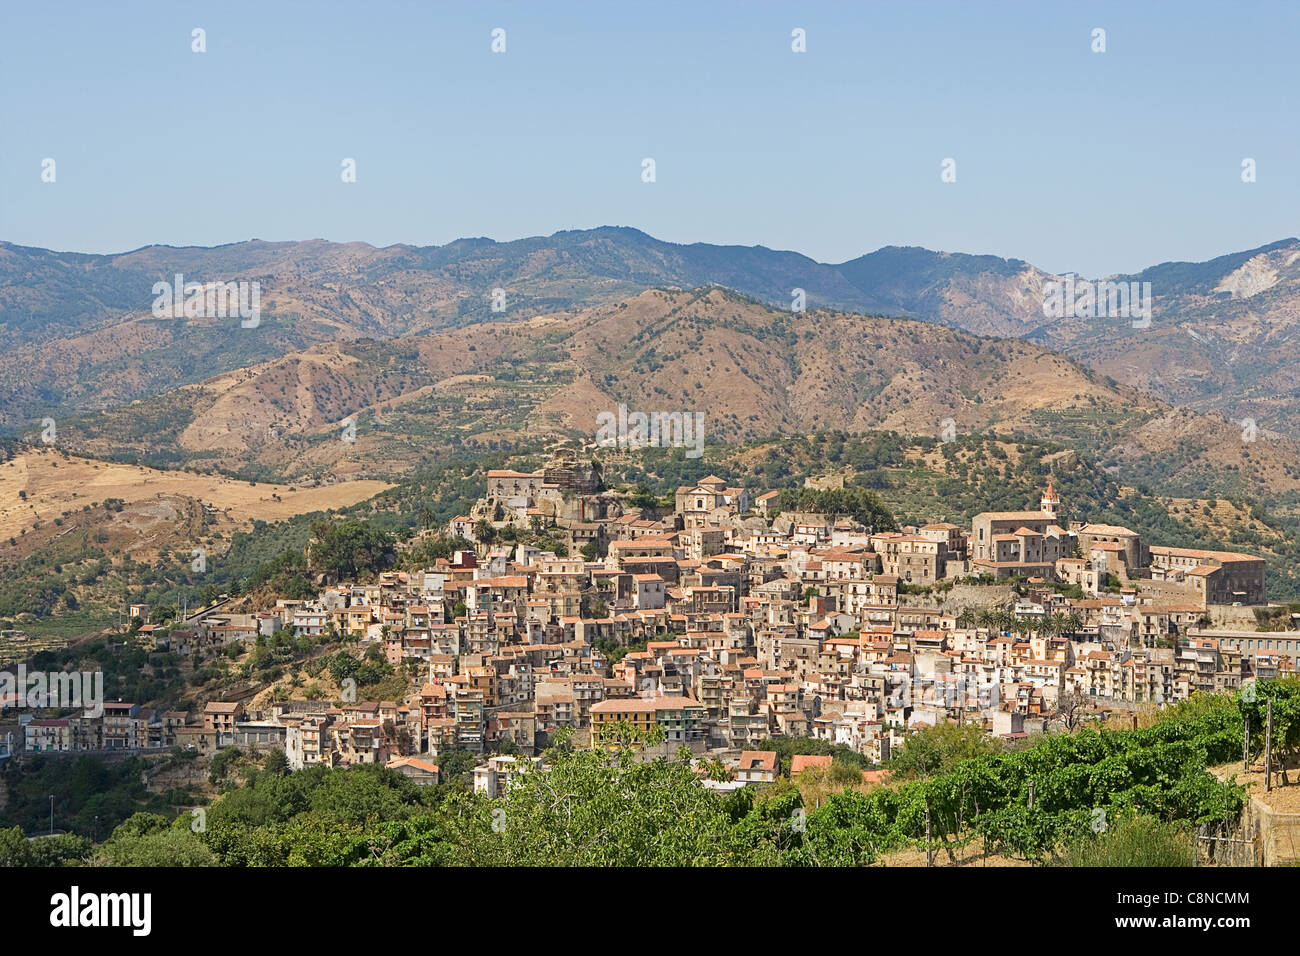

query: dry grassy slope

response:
[561,288,796,434]
[1,450,390,532]
[0,449,389,563]
[551,288,1150,439]
[164,322,526,455]
[0,306,343,420]
[1161,495,1287,548]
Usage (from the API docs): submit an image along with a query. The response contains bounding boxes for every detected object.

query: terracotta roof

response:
[590,696,702,713]
[738,750,778,771]
[387,757,439,773]
[790,754,832,774]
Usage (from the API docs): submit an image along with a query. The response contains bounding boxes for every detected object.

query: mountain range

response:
[4,227,1300,514]
[3,227,1298,438]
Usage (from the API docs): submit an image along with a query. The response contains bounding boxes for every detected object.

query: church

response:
[969,480,1075,579]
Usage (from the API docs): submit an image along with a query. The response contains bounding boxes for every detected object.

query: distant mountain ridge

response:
[2,229,1299,435]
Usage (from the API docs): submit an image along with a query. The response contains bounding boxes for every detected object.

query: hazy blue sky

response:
[3,0,1296,276]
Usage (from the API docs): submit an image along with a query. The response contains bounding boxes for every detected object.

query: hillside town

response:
[9,456,1295,791]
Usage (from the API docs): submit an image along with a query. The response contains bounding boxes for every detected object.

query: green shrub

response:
[1051,815,1195,867]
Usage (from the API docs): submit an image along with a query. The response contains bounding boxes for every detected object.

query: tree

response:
[435,746,477,781]
[305,521,396,578]
[701,757,734,782]
[209,747,244,784]
[0,827,92,866]
[1044,613,1067,638]
[468,745,751,866]
[94,815,216,867]
[149,604,178,625]
[888,723,1002,778]
[1055,692,1089,732]
[263,749,290,777]
[402,534,473,570]
[774,486,897,532]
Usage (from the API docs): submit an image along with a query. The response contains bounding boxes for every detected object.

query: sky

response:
[2,0,1296,277]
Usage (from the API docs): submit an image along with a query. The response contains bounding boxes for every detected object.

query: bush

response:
[888,723,1003,778]
[1051,815,1194,867]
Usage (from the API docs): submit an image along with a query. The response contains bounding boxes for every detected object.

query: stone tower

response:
[1040,478,1061,521]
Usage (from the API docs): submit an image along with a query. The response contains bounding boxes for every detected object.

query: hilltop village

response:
[15,455,1293,789]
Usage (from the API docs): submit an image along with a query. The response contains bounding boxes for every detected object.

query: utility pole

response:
[1244,712,1250,772]
[924,799,934,867]
[1265,699,1274,793]
[48,794,54,835]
